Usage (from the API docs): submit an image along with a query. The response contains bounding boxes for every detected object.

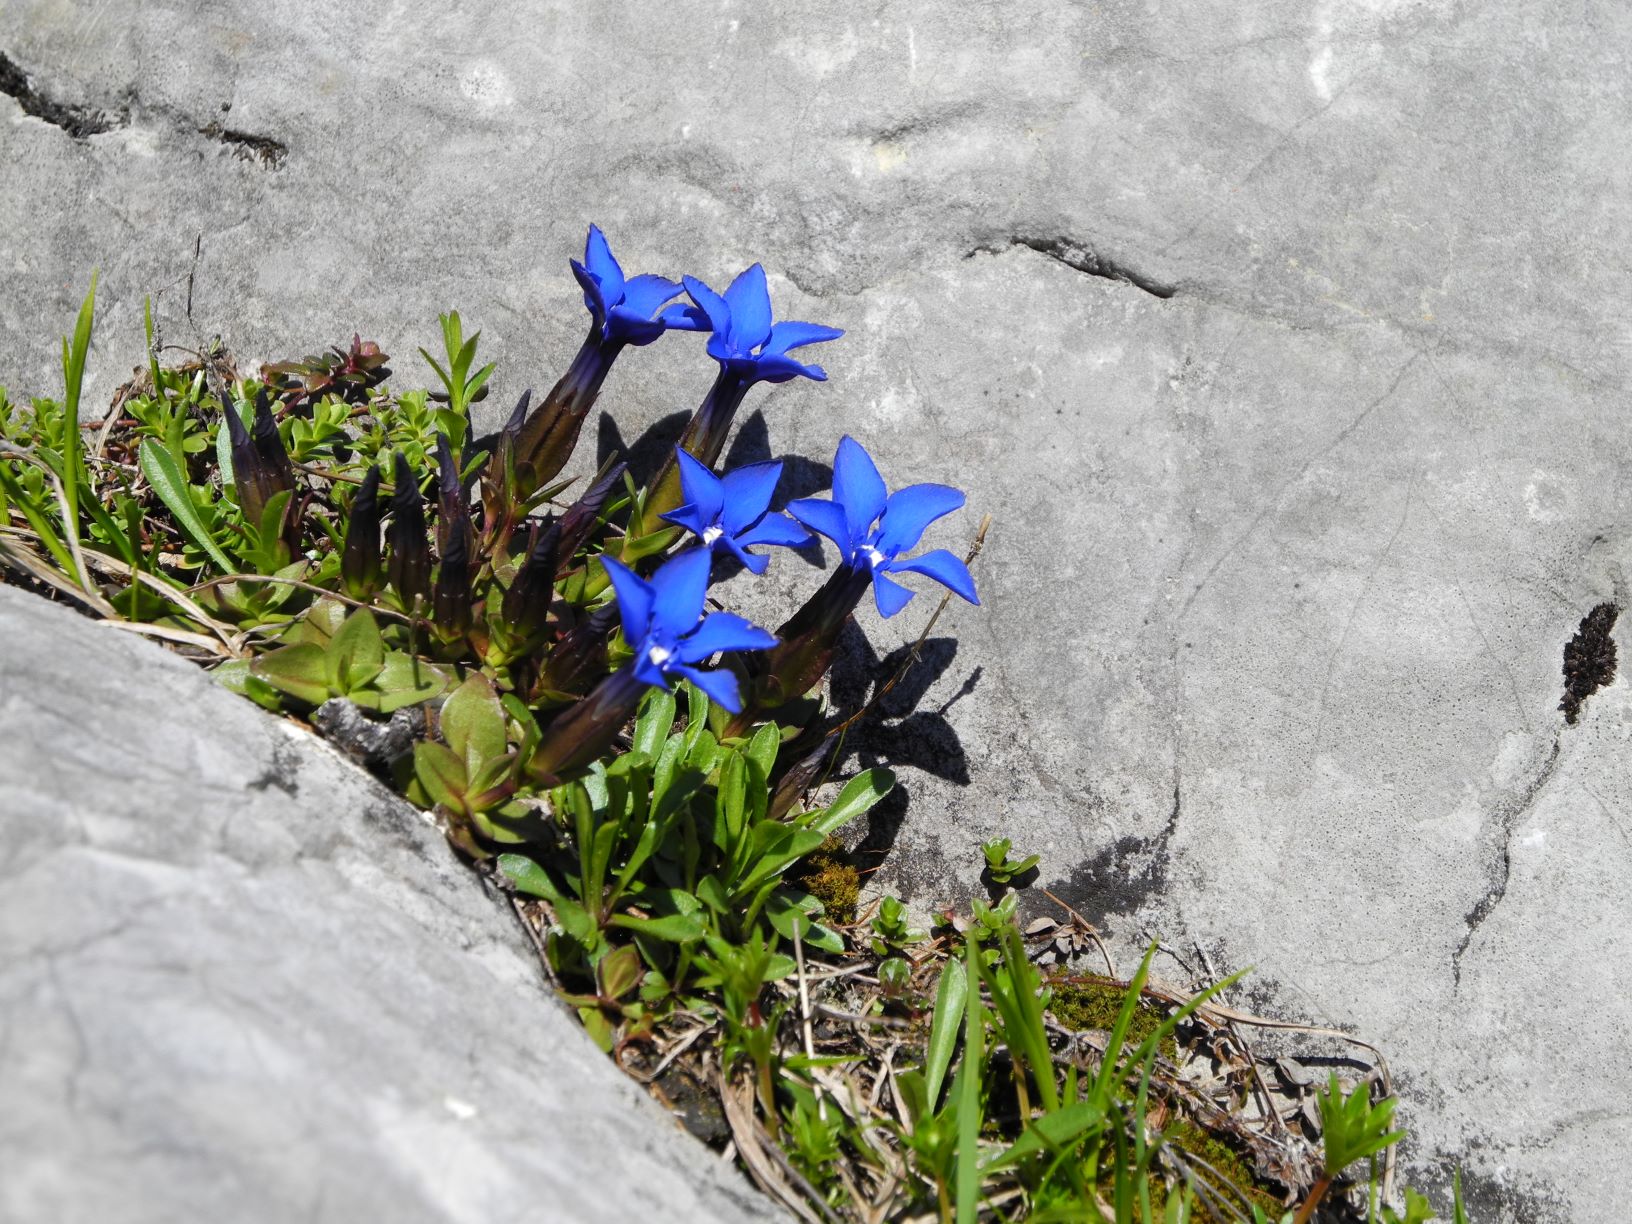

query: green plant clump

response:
[0,238,1470,1223]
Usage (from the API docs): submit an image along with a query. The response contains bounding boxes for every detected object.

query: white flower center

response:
[865,545,888,569]
[702,525,724,546]
[646,643,673,667]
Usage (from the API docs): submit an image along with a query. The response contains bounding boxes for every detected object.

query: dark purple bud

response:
[433,515,471,635]
[769,737,836,821]
[526,662,645,781]
[222,394,269,522]
[502,518,562,638]
[386,453,431,607]
[432,435,475,635]
[537,602,618,698]
[341,465,383,600]
[557,459,627,561]
[433,434,474,555]
[251,388,296,494]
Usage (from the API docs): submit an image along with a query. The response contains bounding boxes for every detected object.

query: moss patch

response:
[1047,975,1176,1063]
[1159,1119,1286,1222]
[797,835,859,925]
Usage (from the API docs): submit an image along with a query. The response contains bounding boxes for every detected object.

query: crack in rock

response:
[0,51,120,138]
[0,52,286,169]
[968,235,1177,299]
[1451,738,1561,986]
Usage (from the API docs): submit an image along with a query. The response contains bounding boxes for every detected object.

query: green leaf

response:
[441,671,507,776]
[986,1099,1109,1171]
[373,652,451,712]
[60,273,97,546]
[210,659,284,712]
[326,608,385,694]
[609,910,707,941]
[744,720,779,791]
[250,643,331,706]
[413,740,468,813]
[953,936,985,1224]
[498,854,561,901]
[632,686,676,757]
[924,957,968,1111]
[811,767,895,836]
[597,944,643,1000]
[138,437,238,574]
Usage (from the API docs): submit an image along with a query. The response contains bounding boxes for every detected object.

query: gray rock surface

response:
[4,2,1631,1218]
[0,587,771,1224]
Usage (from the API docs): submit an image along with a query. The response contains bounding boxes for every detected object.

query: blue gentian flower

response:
[788,436,979,618]
[572,224,699,347]
[512,226,698,497]
[659,449,811,574]
[602,548,777,713]
[628,265,844,540]
[665,264,843,383]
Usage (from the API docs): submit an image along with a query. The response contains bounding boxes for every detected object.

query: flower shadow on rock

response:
[826,625,980,870]
[597,408,693,487]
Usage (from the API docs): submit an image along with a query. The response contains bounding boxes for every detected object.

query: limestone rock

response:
[0,587,771,1224]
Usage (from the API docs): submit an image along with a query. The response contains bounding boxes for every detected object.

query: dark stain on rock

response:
[246,740,301,798]
[1560,602,1617,724]
[197,121,288,169]
[0,51,119,138]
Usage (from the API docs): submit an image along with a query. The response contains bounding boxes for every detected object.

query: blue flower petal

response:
[887,549,979,605]
[602,556,655,644]
[872,571,916,618]
[786,497,853,553]
[620,273,684,319]
[718,460,783,534]
[584,226,625,304]
[735,512,810,549]
[674,449,725,528]
[632,651,669,688]
[747,353,828,384]
[647,547,713,639]
[659,302,709,331]
[674,663,744,714]
[605,307,666,347]
[722,264,773,352]
[833,436,887,547]
[677,611,777,664]
[763,321,844,356]
[571,259,608,322]
[722,535,771,574]
[875,484,965,557]
[659,501,711,537]
[706,333,739,365]
[683,276,732,338]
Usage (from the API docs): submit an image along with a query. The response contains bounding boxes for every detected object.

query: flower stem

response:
[1291,1174,1332,1224]
[513,326,623,499]
[628,368,750,543]
[723,564,872,737]
[525,664,646,781]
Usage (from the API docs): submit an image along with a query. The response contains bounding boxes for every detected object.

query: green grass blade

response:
[138,437,237,573]
[925,956,968,1111]
[60,273,98,559]
[953,936,984,1224]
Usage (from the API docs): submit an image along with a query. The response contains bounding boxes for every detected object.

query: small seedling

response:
[981,836,1040,885]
